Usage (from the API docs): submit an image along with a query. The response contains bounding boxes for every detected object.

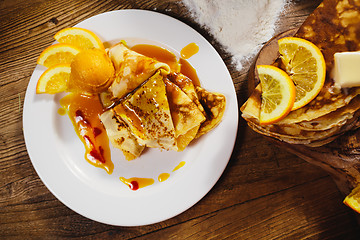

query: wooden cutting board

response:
[249,29,360,197]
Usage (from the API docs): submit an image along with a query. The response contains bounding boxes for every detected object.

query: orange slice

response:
[344,184,360,213]
[278,37,326,110]
[36,64,71,94]
[257,65,296,125]
[37,43,81,68]
[54,27,105,50]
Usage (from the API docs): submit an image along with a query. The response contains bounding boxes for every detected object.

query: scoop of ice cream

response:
[68,49,115,94]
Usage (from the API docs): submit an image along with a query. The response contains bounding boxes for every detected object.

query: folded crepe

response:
[99,109,145,161]
[164,78,206,151]
[100,42,226,159]
[108,42,171,100]
[168,72,206,115]
[195,86,226,138]
[241,0,360,146]
[167,73,226,138]
[101,70,226,158]
[113,71,178,151]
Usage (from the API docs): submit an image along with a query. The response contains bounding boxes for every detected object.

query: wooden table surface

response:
[2,0,360,239]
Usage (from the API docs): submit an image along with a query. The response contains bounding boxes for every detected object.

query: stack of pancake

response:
[241,0,360,147]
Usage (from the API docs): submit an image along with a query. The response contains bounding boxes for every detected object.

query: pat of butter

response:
[334,52,360,88]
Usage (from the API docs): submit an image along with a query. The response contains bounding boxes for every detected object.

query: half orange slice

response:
[257,65,296,125]
[54,27,105,50]
[36,64,71,94]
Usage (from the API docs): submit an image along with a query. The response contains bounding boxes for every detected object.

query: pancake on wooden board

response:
[241,0,360,146]
[242,89,360,131]
[248,109,360,147]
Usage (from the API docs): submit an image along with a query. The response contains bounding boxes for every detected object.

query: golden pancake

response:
[294,96,360,131]
[168,72,205,115]
[100,109,144,160]
[164,78,205,137]
[195,86,226,138]
[248,110,360,146]
[277,0,360,123]
[240,84,261,123]
[164,78,206,151]
[242,89,360,131]
[108,42,171,99]
[114,71,177,151]
[242,0,360,122]
[176,125,200,151]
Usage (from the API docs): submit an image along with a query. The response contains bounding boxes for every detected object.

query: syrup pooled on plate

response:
[119,159,186,190]
[131,44,180,72]
[131,43,200,86]
[158,173,170,182]
[180,42,199,59]
[179,58,200,87]
[119,177,155,190]
[59,93,114,174]
[173,161,185,172]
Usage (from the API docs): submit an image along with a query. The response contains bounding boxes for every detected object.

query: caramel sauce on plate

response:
[131,44,179,72]
[180,42,199,59]
[119,160,186,190]
[159,162,185,182]
[179,58,200,87]
[158,173,170,182]
[173,161,185,172]
[131,43,200,86]
[60,93,114,174]
[119,177,155,191]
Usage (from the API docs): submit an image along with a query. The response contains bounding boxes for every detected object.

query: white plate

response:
[23,9,238,226]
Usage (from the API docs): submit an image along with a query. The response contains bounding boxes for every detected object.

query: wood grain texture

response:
[1,0,360,239]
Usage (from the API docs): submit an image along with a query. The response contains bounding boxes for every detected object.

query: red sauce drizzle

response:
[60,93,113,174]
[130,181,139,191]
[73,109,106,164]
[93,127,102,137]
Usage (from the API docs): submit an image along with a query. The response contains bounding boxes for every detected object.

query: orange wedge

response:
[37,43,81,68]
[54,27,105,50]
[257,65,296,125]
[278,37,326,110]
[344,184,360,213]
[36,64,71,94]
